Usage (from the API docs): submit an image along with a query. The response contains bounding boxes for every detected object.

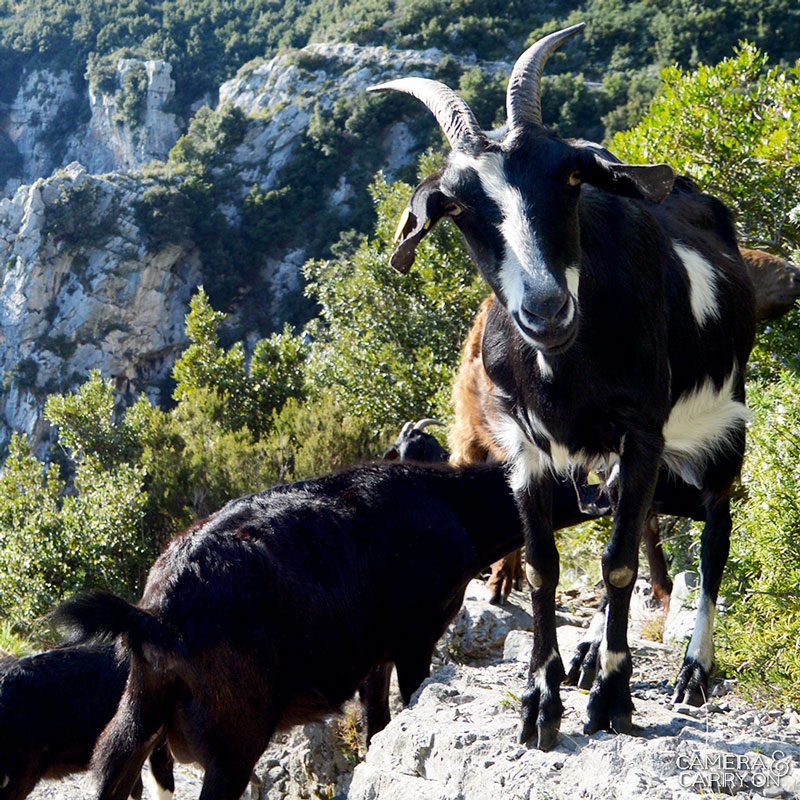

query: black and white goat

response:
[0,644,173,800]
[369,23,755,749]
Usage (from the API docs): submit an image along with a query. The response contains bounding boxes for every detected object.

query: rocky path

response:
[27,579,800,800]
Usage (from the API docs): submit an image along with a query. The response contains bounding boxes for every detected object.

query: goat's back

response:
[0,645,127,789]
[138,463,518,707]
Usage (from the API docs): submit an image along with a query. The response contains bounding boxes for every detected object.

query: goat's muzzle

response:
[513,294,578,354]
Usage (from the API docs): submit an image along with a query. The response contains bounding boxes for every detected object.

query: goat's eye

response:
[444,202,464,217]
[568,170,582,187]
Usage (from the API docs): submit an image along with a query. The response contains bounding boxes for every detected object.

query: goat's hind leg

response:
[358,662,393,745]
[564,595,606,689]
[672,491,733,706]
[92,684,166,800]
[672,424,743,707]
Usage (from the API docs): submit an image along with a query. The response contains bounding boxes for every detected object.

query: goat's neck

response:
[440,466,525,570]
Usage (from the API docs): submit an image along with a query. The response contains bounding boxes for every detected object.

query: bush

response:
[612,43,800,253]
[717,373,800,703]
[115,63,147,126]
[0,432,148,635]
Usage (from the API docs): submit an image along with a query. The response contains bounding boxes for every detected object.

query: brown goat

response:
[741,248,800,321]
[449,248,800,606]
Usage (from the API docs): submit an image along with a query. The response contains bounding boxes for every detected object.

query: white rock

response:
[663,571,700,644]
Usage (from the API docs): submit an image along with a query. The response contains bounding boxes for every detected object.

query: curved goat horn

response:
[398,420,415,438]
[412,418,445,431]
[506,22,585,130]
[368,78,486,151]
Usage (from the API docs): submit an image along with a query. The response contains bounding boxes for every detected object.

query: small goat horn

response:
[412,418,445,432]
[506,22,585,130]
[368,78,486,151]
[398,421,415,438]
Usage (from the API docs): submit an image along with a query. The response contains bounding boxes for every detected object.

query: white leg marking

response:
[142,768,174,800]
[581,609,606,646]
[599,643,628,676]
[535,649,561,693]
[686,592,716,672]
[673,241,720,326]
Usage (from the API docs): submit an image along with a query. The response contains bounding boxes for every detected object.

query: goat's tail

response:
[51,590,181,668]
[52,592,182,800]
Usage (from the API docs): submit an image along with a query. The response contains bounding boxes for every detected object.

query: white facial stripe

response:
[450,151,548,311]
[662,369,750,485]
[686,593,716,672]
[673,242,720,326]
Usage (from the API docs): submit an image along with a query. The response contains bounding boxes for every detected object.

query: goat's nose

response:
[522,291,570,323]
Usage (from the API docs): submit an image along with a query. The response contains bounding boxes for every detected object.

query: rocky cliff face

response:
[0,162,200,453]
[218,42,508,193]
[3,59,181,194]
[0,42,510,453]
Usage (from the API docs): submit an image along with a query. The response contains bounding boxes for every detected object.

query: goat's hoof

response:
[564,639,599,689]
[519,716,561,751]
[583,652,633,736]
[537,720,561,751]
[672,658,710,706]
[520,680,563,749]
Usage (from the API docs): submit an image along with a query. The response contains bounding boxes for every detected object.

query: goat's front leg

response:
[584,431,663,736]
[517,478,564,751]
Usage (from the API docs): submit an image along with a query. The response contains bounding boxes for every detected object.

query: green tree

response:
[612,43,800,253]
[172,287,308,436]
[303,154,487,428]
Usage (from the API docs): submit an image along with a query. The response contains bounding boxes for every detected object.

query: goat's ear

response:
[390,171,446,274]
[577,149,675,204]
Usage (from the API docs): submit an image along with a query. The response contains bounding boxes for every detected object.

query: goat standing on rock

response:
[369,23,755,750]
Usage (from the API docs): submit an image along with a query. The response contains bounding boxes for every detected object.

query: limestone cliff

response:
[0,162,200,453]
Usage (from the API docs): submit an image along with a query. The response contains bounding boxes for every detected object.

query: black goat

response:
[369,23,755,750]
[52,463,530,800]
[0,644,173,800]
[52,458,709,799]
[381,418,448,462]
